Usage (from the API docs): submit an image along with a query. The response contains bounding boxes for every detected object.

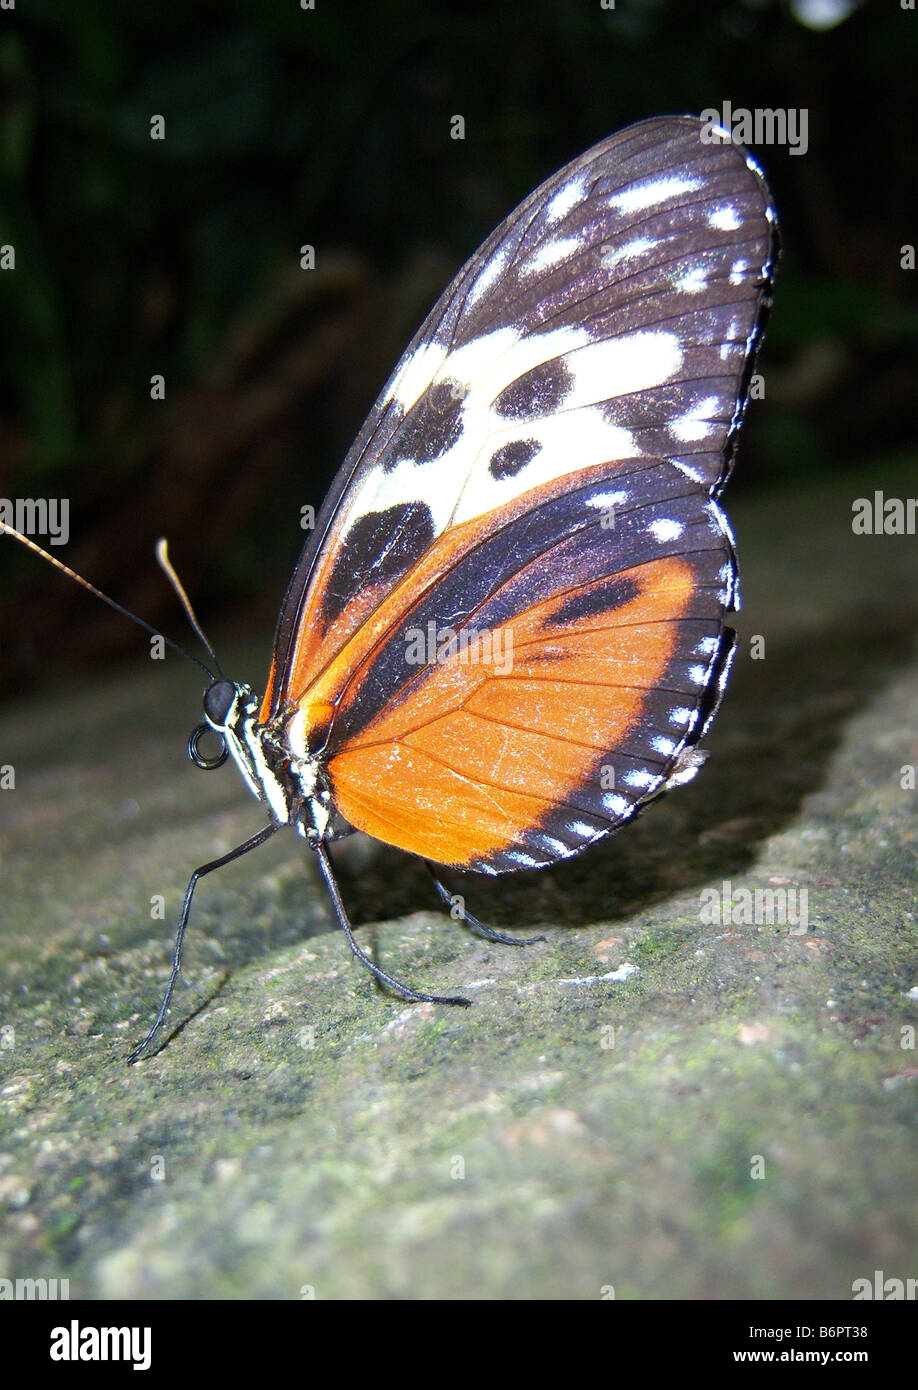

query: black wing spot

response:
[488,438,542,480]
[386,380,465,469]
[551,573,640,626]
[321,502,436,625]
[494,360,573,420]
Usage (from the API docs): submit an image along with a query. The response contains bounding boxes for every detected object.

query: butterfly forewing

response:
[262,115,776,872]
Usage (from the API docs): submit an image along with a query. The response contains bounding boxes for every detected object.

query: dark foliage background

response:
[0,0,914,695]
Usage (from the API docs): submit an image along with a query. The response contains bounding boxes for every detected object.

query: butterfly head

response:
[187,678,256,773]
[184,683,247,772]
[188,678,332,840]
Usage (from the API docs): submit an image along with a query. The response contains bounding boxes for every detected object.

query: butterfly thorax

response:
[204,681,334,842]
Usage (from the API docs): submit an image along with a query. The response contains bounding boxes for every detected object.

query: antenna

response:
[0,522,216,680]
[155,539,225,679]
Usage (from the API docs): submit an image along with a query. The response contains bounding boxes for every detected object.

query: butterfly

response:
[1,115,777,1061]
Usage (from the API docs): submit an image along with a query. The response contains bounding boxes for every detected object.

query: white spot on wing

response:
[586,489,629,511]
[384,341,449,411]
[601,236,655,268]
[622,769,657,790]
[671,457,707,484]
[609,175,701,216]
[649,518,685,543]
[466,248,510,307]
[504,849,542,867]
[538,834,569,857]
[675,266,708,295]
[562,330,683,411]
[526,236,581,275]
[566,818,599,839]
[545,177,586,224]
[671,395,720,443]
[708,206,741,231]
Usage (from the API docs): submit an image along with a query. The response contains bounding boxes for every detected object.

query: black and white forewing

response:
[264,115,776,715]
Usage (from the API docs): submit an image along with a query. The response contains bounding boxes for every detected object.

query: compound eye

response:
[203,678,236,726]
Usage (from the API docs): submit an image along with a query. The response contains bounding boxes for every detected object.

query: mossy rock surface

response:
[1,462,916,1299]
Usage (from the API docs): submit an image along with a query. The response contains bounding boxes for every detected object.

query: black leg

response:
[127,822,280,1063]
[425,861,546,946]
[313,843,471,1007]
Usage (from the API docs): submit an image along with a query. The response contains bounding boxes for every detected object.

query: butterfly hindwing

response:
[270,454,738,872]
[261,115,776,871]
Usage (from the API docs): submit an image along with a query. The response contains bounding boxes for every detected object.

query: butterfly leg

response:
[313,842,471,1007]
[127,822,280,1064]
[425,862,546,947]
